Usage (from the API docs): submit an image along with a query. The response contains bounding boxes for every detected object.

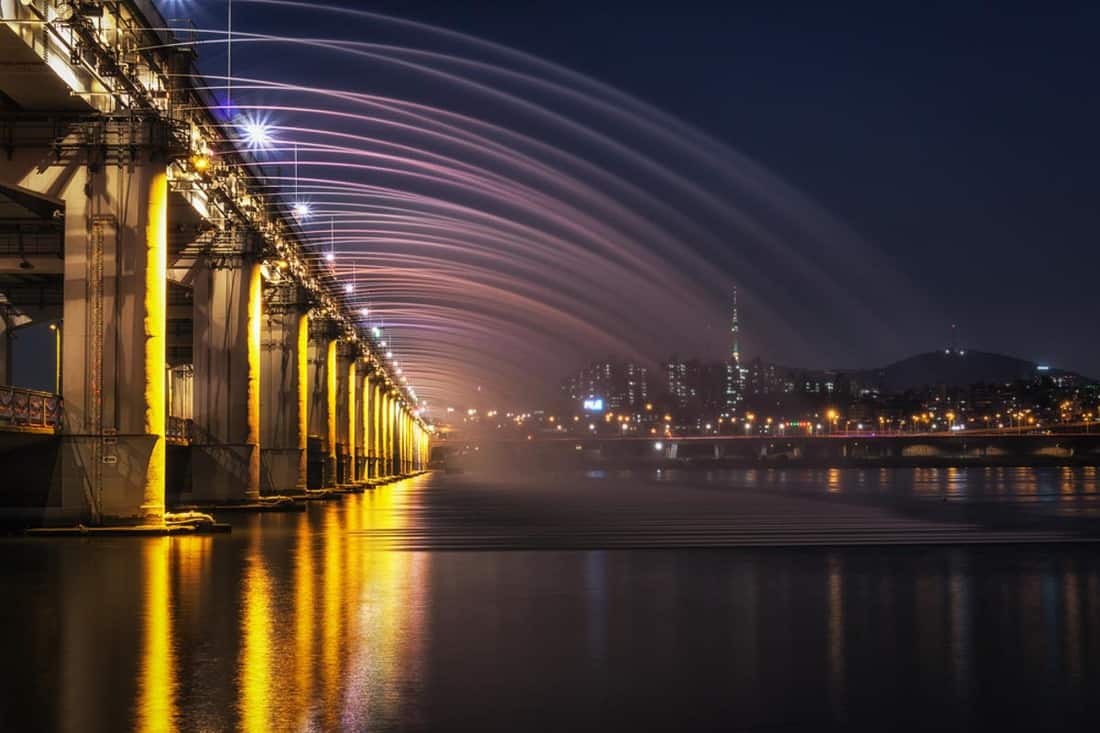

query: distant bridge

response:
[0,1,429,526]
[437,429,1100,466]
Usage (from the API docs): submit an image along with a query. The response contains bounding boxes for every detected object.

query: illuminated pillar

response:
[259,285,309,493]
[370,378,382,478]
[325,339,338,485]
[0,121,170,524]
[400,405,409,473]
[398,408,406,474]
[382,390,393,477]
[414,421,423,471]
[422,423,429,469]
[65,161,168,522]
[401,408,410,474]
[346,354,357,484]
[306,317,339,489]
[389,393,398,476]
[357,365,370,482]
[377,389,387,478]
[192,243,263,503]
[334,341,355,484]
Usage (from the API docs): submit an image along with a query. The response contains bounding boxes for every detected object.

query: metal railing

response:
[0,386,62,430]
[166,416,193,443]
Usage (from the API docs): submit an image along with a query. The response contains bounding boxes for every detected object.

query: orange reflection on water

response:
[136,538,176,733]
[239,538,273,733]
[294,519,315,729]
[225,477,430,731]
[320,506,346,730]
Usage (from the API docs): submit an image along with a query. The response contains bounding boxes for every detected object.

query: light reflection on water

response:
[713,465,1100,513]
[2,471,1100,731]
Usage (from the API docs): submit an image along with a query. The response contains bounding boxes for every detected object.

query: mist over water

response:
[152,0,938,409]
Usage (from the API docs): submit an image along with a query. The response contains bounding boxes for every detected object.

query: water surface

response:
[3,468,1100,731]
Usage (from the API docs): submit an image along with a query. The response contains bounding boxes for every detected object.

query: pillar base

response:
[190,443,259,502]
[56,434,163,526]
[260,448,306,494]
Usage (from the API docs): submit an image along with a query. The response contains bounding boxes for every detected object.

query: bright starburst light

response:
[238,118,273,149]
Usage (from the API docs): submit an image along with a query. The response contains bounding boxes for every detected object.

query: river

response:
[3,467,1099,731]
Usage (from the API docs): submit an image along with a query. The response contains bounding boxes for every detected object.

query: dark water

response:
[3,468,1100,731]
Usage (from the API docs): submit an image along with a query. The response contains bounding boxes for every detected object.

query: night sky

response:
[15,1,1099,404]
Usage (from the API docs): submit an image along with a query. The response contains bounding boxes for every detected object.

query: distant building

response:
[665,357,695,408]
[561,358,649,410]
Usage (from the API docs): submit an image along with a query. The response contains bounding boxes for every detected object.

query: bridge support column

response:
[392,402,400,476]
[380,387,393,473]
[60,163,168,524]
[400,402,407,473]
[379,383,389,477]
[369,377,382,478]
[0,126,172,524]
[356,364,370,482]
[259,286,309,494]
[191,254,262,502]
[345,352,358,483]
[306,318,338,488]
[400,402,409,471]
[333,341,354,484]
[402,409,411,473]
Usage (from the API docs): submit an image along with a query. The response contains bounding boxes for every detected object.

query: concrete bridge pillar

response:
[403,409,413,473]
[0,120,171,525]
[380,384,390,476]
[400,396,409,471]
[334,341,355,484]
[382,389,394,477]
[259,285,309,494]
[191,252,262,502]
[391,393,401,475]
[396,398,406,475]
[356,364,371,481]
[413,422,422,471]
[307,318,338,487]
[73,163,168,524]
[369,377,382,478]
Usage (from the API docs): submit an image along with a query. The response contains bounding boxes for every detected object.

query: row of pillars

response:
[257,300,429,498]
[0,143,428,526]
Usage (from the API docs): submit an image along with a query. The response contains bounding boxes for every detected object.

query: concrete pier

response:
[260,284,310,493]
[191,256,262,503]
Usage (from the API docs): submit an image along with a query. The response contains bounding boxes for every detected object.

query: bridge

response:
[0,0,429,527]
[436,428,1100,469]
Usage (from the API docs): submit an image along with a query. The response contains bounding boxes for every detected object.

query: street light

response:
[239,118,273,149]
[48,322,61,393]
